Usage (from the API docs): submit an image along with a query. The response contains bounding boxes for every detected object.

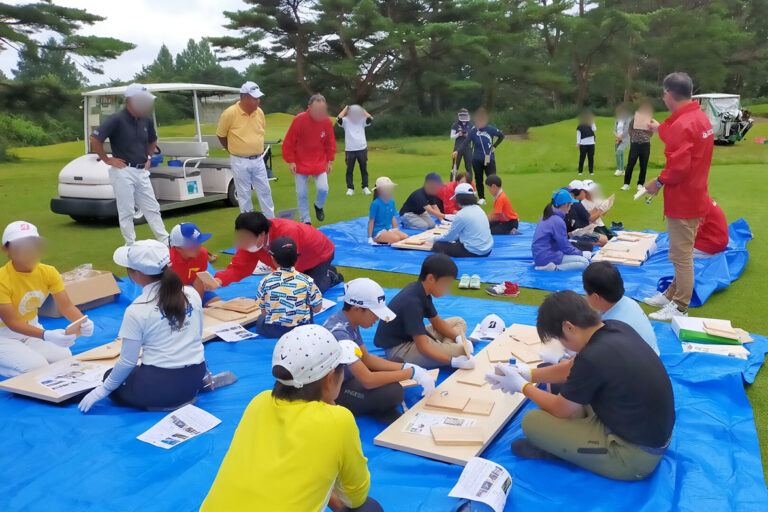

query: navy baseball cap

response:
[169,223,212,247]
[269,236,298,261]
[425,172,443,184]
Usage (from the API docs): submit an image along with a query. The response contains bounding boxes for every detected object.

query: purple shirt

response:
[531,209,583,266]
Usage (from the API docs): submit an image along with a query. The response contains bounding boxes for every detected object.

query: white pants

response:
[230,155,275,217]
[294,173,329,223]
[0,331,71,378]
[109,166,169,245]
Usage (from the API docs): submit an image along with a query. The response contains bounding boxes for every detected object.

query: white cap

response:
[581,179,598,192]
[469,314,506,341]
[451,182,475,199]
[2,221,40,245]
[125,83,156,99]
[343,278,396,322]
[373,176,396,190]
[568,179,585,191]
[240,81,264,98]
[272,325,360,388]
[113,240,170,275]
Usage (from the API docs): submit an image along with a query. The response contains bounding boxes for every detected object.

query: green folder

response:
[676,328,742,346]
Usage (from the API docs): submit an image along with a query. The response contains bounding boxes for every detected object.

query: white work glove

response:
[43,329,76,348]
[78,384,111,413]
[403,363,436,397]
[79,318,95,337]
[485,364,529,394]
[453,334,464,345]
[538,343,566,365]
[443,214,455,222]
[582,251,593,260]
[450,355,475,370]
[368,237,375,245]
[513,360,533,382]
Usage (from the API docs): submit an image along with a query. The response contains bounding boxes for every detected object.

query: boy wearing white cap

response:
[79,240,235,413]
[216,81,276,217]
[367,176,408,245]
[89,83,169,246]
[431,182,493,257]
[0,221,94,377]
[202,325,383,512]
[324,278,435,421]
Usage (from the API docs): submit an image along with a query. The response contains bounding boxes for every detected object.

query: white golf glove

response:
[453,334,464,345]
[513,360,533,382]
[368,237,375,245]
[485,364,528,394]
[43,329,76,348]
[80,319,95,337]
[583,251,593,260]
[450,355,475,370]
[78,384,111,413]
[538,343,566,365]
[403,363,435,396]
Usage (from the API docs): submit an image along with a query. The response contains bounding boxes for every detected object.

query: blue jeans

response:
[556,254,590,271]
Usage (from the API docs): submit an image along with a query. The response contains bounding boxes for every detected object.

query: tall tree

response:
[13,36,87,88]
[135,44,176,82]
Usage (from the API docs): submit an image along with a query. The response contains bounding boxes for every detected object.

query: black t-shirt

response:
[399,187,443,216]
[451,121,474,150]
[374,281,438,349]
[560,320,675,448]
[566,201,591,232]
[91,109,158,165]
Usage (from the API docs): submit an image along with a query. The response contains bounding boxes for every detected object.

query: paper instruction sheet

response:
[402,411,476,436]
[319,298,337,314]
[448,457,513,512]
[37,361,110,397]
[208,321,258,342]
[137,404,221,449]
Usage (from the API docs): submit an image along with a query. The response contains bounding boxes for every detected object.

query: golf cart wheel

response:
[69,215,96,223]
[227,180,238,207]
[133,206,147,225]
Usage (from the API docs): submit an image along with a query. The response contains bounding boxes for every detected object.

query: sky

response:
[0,0,251,84]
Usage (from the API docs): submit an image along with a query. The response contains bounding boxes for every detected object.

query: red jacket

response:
[438,181,476,215]
[695,198,729,254]
[282,110,337,175]
[214,219,335,286]
[658,101,714,218]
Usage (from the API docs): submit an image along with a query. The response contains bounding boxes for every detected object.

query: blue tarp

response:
[0,276,766,511]
[319,217,752,307]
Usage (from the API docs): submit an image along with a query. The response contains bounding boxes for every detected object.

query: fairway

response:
[3,112,768,474]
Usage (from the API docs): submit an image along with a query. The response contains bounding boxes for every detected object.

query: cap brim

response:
[197,233,212,244]
[248,91,264,98]
[337,339,362,365]
[113,246,131,268]
[370,304,396,323]
[569,197,580,203]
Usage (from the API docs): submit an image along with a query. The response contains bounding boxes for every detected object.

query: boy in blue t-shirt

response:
[367,176,408,245]
[457,107,504,204]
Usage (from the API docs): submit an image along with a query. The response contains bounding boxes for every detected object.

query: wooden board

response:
[425,391,470,412]
[202,308,260,342]
[196,271,220,290]
[391,224,451,251]
[464,398,494,416]
[65,315,89,336]
[75,339,122,361]
[462,337,474,357]
[486,341,542,364]
[400,368,440,389]
[210,297,260,314]
[374,324,542,465]
[456,370,488,387]
[203,307,246,323]
[431,426,485,446]
[505,324,541,345]
[592,231,658,267]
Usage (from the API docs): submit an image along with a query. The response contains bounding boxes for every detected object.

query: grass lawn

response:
[3,110,768,474]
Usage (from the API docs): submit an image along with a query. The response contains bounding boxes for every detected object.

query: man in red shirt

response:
[694,198,729,258]
[282,94,337,224]
[642,72,714,320]
[214,212,339,292]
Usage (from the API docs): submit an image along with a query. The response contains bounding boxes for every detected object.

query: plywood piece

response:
[202,307,260,342]
[215,298,259,314]
[431,426,485,446]
[487,341,541,364]
[486,344,513,363]
[425,391,470,412]
[400,368,440,389]
[736,328,754,344]
[204,307,246,323]
[75,339,122,361]
[509,343,543,364]
[196,271,220,290]
[462,337,474,357]
[456,370,487,387]
[391,224,451,251]
[65,315,88,336]
[464,398,494,416]
[703,319,735,332]
[506,324,541,345]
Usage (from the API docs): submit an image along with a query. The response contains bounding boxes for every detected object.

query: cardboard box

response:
[39,269,121,318]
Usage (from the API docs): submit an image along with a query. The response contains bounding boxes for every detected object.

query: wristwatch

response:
[656,177,663,188]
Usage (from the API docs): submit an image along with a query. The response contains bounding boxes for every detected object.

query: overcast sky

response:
[0,0,251,84]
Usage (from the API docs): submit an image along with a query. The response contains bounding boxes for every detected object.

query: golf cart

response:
[693,93,754,145]
[50,83,279,223]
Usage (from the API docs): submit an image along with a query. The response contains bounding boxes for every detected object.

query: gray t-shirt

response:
[323,310,363,381]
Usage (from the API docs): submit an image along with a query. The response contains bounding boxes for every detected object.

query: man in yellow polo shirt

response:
[216,81,276,217]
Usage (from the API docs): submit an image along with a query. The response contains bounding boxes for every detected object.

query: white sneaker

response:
[478,198,486,205]
[643,291,671,308]
[620,184,630,191]
[637,184,645,192]
[614,170,625,176]
[363,187,371,195]
[649,301,687,321]
[346,188,354,196]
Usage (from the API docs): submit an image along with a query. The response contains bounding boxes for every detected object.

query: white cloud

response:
[0,0,252,84]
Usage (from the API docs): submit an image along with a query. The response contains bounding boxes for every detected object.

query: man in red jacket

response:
[694,198,729,258]
[642,72,714,320]
[214,212,339,292]
[282,94,337,224]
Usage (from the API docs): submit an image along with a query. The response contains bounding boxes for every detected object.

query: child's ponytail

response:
[542,202,555,220]
[156,266,190,330]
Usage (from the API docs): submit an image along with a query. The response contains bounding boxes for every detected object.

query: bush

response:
[0,114,52,147]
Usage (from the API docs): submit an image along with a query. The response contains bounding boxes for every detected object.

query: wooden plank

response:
[391,224,451,251]
[196,271,220,290]
[431,426,485,446]
[505,324,540,345]
[213,297,259,314]
[65,315,89,336]
[202,309,260,342]
[75,339,122,361]
[464,398,494,416]
[203,307,247,323]
[425,391,470,412]
[400,368,440,389]
[462,337,474,357]
[456,370,487,387]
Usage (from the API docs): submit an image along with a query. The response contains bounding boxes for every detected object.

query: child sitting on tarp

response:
[168,222,219,307]
[254,236,323,338]
[0,221,94,378]
[78,240,235,413]
[367,176,408,245]
[484,175,520,234]
[201,325,383,512]
[399,172,445,230]
[486,291,674,481]
[565,180,608,248]
[531,190,591,271]
[373,254,475,369]
[439,171,474,215]
[694,198,729,259]
[324,278,435,422]
[431,183,493,258]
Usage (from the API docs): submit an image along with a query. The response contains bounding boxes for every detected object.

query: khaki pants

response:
[385,317,467,368]
[522,406,664,481]
[664,217,702,310]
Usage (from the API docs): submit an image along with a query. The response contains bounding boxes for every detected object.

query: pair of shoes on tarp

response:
[458,274,481,289]
[485,281,520,298]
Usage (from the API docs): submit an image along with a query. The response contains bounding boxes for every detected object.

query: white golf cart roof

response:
[83,83,240,97]
[693,93,740,99]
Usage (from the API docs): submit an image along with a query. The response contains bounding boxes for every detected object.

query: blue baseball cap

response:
[552,189,579,207]
[169,223,212,248]
[425,172,443,184]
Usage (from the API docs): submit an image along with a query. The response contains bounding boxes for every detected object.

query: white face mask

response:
[245,244,263,253]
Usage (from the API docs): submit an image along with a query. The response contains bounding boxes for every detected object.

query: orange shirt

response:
[493,190,518,221]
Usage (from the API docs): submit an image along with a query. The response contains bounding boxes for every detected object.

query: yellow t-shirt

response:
[0,261,64,327]
[216,102,266,156]
[201,391,371,512]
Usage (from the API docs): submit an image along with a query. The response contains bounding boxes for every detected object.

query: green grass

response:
[3,111,768,474]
